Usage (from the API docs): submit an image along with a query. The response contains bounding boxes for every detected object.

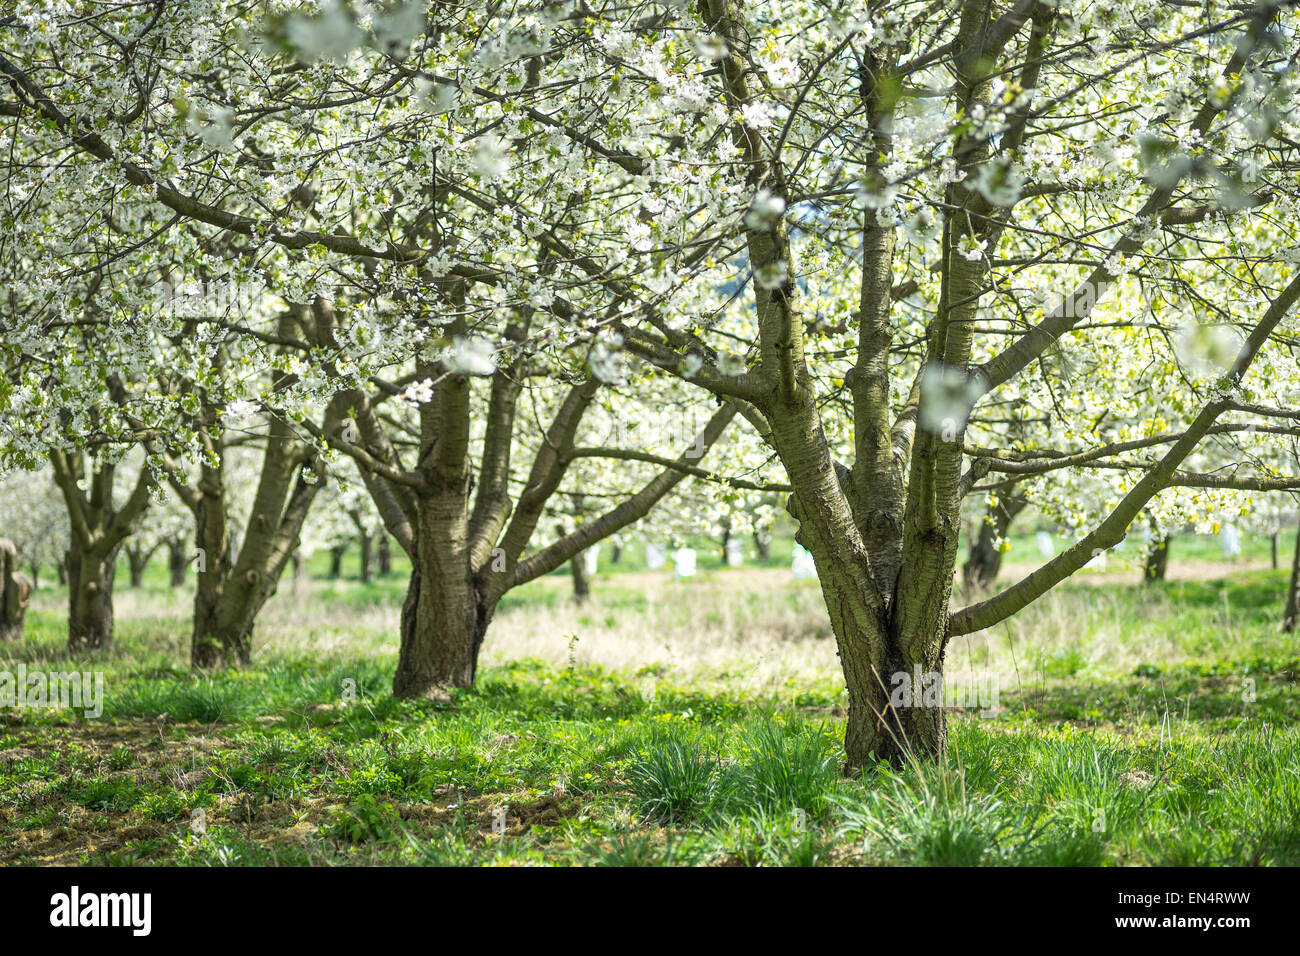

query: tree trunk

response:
[377,535,391,576]
[1271,532,1279,570]
[168,539,187,587]
[962,485,1027,589]
[610,541,622,565]
[127,547,149,588]
[392,483,483,698]
[56,554,68,586]
[1143,536,1170,583]
[67,545,118,651]
[571,551,591,603]
[822,563,950,769]
[1283,522,1300,632]
[191,573,254,669]
[329,545,345,579]
[358,530,372,584]
[1,540,33,642]
[753,531,771,561]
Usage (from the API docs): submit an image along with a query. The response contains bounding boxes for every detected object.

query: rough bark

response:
[66,542,118,651]
[392,476,480,697]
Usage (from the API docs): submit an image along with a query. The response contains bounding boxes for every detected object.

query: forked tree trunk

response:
[817,558,950,767]
[67,544,118,651]
[371,349,734,701]
[186,436,322,670]
[191,576,255,669]
[126,545,151,588]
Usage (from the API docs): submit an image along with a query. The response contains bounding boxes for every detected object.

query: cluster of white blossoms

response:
[0,0,1296,581]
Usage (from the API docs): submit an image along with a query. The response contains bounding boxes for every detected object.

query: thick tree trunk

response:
[820,562,949,769]
[1143,536,1170,583]
[1283,523,1300,632]
[191,574,254,669]
[392,482,483,698]
[67,545,118,651]
[393,564,486,697]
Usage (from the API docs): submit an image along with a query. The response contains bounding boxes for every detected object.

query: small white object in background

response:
[582,546,598,576]
[1085,549,1107,570]
[646,543,666,570]
[725,538,744,567]
[1036,531,1054,557]
[1221,524,1241,557]
[792,543,817,580]
[674,548,696,578]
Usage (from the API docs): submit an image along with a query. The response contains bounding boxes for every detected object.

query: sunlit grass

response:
[1,543,1297,866]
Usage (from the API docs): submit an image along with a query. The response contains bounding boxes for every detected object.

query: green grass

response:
[1,544,1298,866]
